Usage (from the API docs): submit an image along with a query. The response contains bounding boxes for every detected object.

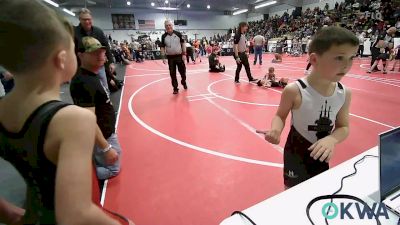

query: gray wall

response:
[67,7,246,41]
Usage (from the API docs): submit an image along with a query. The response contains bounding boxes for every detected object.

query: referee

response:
[233,22,257,83]
[160,20,187,94]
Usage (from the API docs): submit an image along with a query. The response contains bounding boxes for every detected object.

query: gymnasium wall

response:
[302,0,346,11]
[66,7,245,42]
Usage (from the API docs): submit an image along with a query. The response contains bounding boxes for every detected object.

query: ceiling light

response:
[232,9,248,15]
[207,4,210,9]
[187,3,190,8]
[127,1,131,5]
[165,0,168,3]
[63,8,75,16]
[151,2,155,6]
[255,0,277,9]
[43,0,59,7]
[156,6,178,10]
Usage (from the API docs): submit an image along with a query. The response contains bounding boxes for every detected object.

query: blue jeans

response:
[254,46,263,65]
[98,66,110,95]
[94,133,122,180]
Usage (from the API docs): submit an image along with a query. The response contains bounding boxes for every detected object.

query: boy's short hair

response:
[0,0,74,74]
[308,26,359,55]
[268,67,274,72]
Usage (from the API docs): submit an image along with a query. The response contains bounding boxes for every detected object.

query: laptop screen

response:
[380,127,400,200]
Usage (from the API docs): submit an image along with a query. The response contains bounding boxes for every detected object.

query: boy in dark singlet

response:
[258,27,358,188]
[0,1,132,224]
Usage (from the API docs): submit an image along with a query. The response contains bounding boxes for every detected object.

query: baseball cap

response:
[78,36,106,53]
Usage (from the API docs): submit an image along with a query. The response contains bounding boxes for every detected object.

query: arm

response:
[98,28,115,64]
[233,33,240,60]
[85,107,118,165]
[51,106,120,225]
[0,198,24,225]
[263,83,297,144]
[85,107,108,150]
[181,41,186,55]
[309,89,352,162]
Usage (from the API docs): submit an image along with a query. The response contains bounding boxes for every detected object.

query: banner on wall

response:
[138,20,155,30]
[112,14,136,30]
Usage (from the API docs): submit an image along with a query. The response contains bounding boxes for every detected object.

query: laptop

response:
[380,127,400,216]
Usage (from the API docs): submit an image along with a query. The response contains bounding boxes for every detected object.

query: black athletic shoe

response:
[182,83,188,90]
[173,89,179,94]
[253,61,256,65]
[249,78,258,83]
[235,80,240,84]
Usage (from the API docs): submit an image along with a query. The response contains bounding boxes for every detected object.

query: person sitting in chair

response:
[209,47,225,72]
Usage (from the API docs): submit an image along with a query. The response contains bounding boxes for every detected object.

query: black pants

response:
[235,52,253,82]
[284,126,329,188]
[370,47,380,67]
[357,45,364,57]
[209,65,225,72]
[167,55,186,91]
[186,47,195,63]
[302,44,307,53]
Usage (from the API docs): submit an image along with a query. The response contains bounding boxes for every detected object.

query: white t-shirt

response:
[253,35,265,46]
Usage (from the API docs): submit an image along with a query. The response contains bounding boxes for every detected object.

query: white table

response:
[220,146,400,225]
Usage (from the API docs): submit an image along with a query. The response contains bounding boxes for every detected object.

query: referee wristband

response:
[102,144,112,153]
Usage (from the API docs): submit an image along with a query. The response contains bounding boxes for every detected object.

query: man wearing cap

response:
[70,36,122,180]
[160,20,187,94]
[74,8,115,94]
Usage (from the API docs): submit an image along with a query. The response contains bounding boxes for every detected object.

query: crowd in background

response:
[108,0,399,66]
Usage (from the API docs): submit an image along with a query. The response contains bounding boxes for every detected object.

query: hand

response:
[163,59,167,64]
[128,219,136,225]
[110,80,116,87]
[257,130,280,145]
[109,63,116,73]
[308,136,337,162]
[236,57,241,64]
[104,148,118,165]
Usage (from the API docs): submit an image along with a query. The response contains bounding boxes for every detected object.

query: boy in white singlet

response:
[258,26,358,188]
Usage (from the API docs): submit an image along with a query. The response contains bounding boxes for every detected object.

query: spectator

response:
[253,34,265,65]
[74,8,116,95]
[70,37,122,180]
[0,1,132,225]
[209,47,225,72]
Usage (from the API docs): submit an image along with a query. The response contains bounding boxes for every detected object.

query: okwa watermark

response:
[306,195,399,224]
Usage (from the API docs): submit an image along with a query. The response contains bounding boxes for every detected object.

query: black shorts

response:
[284,126,329,188]
[376,53,389,61]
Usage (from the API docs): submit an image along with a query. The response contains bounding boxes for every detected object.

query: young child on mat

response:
[257,26,358,189]
[209,47,225,72]
[0,1,133,224]
[267,67,288,88]
[257,67,288,88]
[272,53,282,63]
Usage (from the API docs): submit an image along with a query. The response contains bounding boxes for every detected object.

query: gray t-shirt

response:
[253,35,265,46]
[160,30,184,55]
[234,33,247,53]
